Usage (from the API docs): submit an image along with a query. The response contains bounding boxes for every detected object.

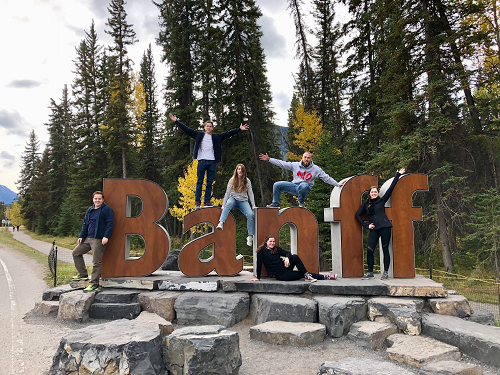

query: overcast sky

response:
[0,0,346,194]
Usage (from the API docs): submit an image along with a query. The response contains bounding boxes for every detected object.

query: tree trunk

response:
[122,148,127,178]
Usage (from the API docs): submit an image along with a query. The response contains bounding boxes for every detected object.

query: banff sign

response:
[101,174,428,279]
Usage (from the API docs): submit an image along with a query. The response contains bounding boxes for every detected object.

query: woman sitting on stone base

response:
[250,235,337,282]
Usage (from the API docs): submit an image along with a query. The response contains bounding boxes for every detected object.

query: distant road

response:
[12,230,91,263]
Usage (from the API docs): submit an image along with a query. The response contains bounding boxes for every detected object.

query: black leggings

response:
[367,227,392,272]
[275,254,325,281]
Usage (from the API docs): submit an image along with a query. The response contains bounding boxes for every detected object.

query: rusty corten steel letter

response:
[101,179,170,277]
[384,174,428,277]
[178,208,243,276]
[254,207,319,277]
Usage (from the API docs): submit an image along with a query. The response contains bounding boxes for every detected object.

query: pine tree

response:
[104,0,138,178]
[17,130,41,231]
[46,85,73,232]
[311,0,345,138]
[221,0,277,205]
[139,44,162,183]
[70,20,108,219]
[288,0,316,110]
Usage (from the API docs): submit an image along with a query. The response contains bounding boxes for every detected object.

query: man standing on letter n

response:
[72,191,114,293]
[259,151,347,208]
[168,113,249,210]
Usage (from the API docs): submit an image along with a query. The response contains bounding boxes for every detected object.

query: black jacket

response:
[175,120,241,163]
[79,202,114,240]
[355,172,402,230]
[256,246,292,279]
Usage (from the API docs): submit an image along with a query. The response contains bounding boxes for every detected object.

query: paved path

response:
[12,230,91,264]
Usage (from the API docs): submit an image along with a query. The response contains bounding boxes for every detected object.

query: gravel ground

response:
[3,243,500,375]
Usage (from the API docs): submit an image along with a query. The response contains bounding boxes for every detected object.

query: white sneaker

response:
[246,235,253,246]
[216,222,223,230]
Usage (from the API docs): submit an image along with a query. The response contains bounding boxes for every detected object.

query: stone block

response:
[467,310,495,326]
[368,297,424,335]
[34,301,59,316]
[135,311,174,335]
[164,325,241,375]
[138,291,182,322]
[422,313,500,368]
[89,302,141,320]
[429,295,473,317]
[309,278,388,296]
[50,319,166,375]
[175,292,249,327]
[94,289,140,304]
[383,277,448,298]
[42,284,75,301]
[158,279,219,292]
[57,290,95,323]
[250,321,325,346]
[251,294,317,325]
[347,321,398,350]
[418,360,483,375]
[69,279,89,289]
[313,296,367,337]
[222,279,310,294]
[386,333,461,367]
[318,357,414,375]
[101,277,158,290]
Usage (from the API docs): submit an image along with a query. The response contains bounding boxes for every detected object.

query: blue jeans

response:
[196,160,216,204]
[219,197,254,235]
[272,181,311,205]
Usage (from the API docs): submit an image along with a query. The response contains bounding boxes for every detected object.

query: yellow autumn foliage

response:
[6,202,24,226]
[169,159,223,234]
[287,104,323,161]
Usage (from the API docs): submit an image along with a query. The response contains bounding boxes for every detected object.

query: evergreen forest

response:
[16,0,500,279]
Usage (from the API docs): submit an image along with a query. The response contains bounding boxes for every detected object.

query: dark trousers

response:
[367,227,392,272]
[196,160,216,204]
[275,254,325,281]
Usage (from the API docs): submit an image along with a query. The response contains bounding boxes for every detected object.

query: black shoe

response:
[204,202,214,208]
[266,203,280,208]
[362,272,374,279]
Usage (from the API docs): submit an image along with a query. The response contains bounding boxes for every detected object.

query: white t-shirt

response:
[197,134,215,160]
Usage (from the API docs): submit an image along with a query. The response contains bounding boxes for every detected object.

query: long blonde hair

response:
[231,164,248,193]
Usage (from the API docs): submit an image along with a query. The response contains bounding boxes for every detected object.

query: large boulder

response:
[175,292,249,327]
[368,297,424,335]
[33,301,59,316]
[428,295,473,317]
[42,284,75,301]
[161,249,180,271]
[467,310,495,326]
[57,290,95,323]
[164,325,241,375]
[139,291,182,322]
[251,294,317,324]
[250,321,325,346]
[49,318,166,374]
[313,296,366,337]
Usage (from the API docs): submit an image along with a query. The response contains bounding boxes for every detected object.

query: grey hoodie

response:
[269,158,340,188]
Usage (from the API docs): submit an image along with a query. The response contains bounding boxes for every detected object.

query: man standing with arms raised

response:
[72,191,114,293]
[259,151,347,208]
[169,113,249,210]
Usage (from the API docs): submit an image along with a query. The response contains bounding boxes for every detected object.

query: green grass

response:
[0,230,90,287]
